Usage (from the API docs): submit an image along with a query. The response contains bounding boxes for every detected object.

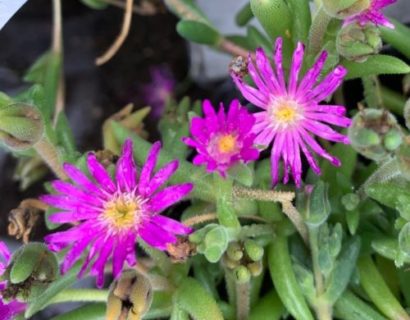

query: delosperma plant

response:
[1,0,410,319]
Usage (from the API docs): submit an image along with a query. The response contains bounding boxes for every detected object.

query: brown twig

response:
[104,0,163,15]
[96,0,134,65]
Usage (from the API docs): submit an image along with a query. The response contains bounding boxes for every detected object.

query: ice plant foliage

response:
[41,140,193,287]
[0,242,26,320]
[344,0,397,28]
[183,100,259,176]
[231,38,352,187]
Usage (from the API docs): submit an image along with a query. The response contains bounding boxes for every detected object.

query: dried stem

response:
[104,0,161,15]
[219,39,255,59]
[52,0,65,124]
[96,0,134,65]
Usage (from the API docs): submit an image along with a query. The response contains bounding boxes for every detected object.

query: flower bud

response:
[247,261,263,277]
[244,239,264,262]
[322,0,370,19]
[106,270,153,320]
[227,242,243,262]
[233,265,251,284]
[336,23,382,62]
[299,182,330,228]
[348,108,402,162]
[0,103,44,151]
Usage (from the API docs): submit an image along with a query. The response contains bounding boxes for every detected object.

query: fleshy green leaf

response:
[177,20,221,45]
[343,55,410,80]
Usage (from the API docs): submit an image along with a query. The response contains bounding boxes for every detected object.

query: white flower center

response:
[269,97,304,131]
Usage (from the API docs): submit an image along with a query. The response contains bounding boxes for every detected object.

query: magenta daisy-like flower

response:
[344,0,397,28]
[231,38,351,187]
[0,242,26,320]
[183,99,259,176]
[42,140,193,288]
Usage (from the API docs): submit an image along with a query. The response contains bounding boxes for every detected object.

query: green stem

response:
[236,280,250,320]
[215,174,241,229]
[49,289,108,304]
[358,255,410,320]
[362,76,383,108]
[380,86,407,115]
[34,136,67,180]
[309,227,332,320]
[308,6,332,55]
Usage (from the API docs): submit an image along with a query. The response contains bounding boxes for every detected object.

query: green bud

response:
[323,0,370,19]
[337,23,382,62]
[348,108,400,162]
[107,270,153,320]
[227,242,243,262]
[176,20,221,45]
[7,243,58,284]
[222,255,240,269]
[204,226,228,247]
[244,239,264,262]
[0,103,44,151]
[383,129,403,151]
[247,261,263,277]
[300,182,330,228]
[341,193,360,211]
[233,266,251,284]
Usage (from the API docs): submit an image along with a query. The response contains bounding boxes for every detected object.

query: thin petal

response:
[151,215,193,235]
[148,184,193,213]
[139,142,161,196]
[87,154,116,193]
[116,139,138,192]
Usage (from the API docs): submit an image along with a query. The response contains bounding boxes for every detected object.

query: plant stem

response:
[309,227,332,320]
[96,0,134,65]
[52,0,65,124]
[49,289,108,304]
[380,86,407,115]
[236,280,250,320]
[282,201,309,245]
[219,38,254,58]
[233,186,295,202]
[34,137,67,180]
[308,6,332,55]
[215,175,241,229]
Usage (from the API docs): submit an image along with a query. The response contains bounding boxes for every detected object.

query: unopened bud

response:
[247,261,263,277]
[0,103,44,151]
[348,108,401,162]
[233,265,251,284]
[244,239,264,262]
[227,242,243,262]
[323,0,370,19]
[336,23,382,62]
[106,270,153,320]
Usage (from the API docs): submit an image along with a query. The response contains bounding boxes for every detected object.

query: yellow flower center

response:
[217,134,237,153]
[269,98,304,130]
[103,194,143,231]
[274,105,297,123]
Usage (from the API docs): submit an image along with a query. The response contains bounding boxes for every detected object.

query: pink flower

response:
[42,140,193,288]
[0,242,26,320]
[141,66,175,118]
[344,0,397,28]
[183,100,259,176]
[231,38,351,187]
